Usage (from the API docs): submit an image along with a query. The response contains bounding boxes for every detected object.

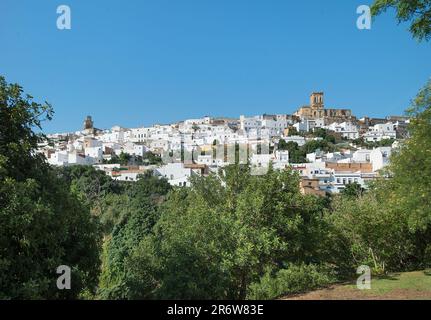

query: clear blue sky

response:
[1,0,430,133]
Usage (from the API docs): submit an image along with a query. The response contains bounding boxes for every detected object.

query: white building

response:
[85,146,103,163]
[279,135,306,147]
[122,142,148,157]
[370,147,392,172]
[352,149,372,162]
[130,127,151,142]
[331,172,364,193]
[240,115,261,132]
[250,150,289,170]
[363,122,396,142]
[294,119,324,133]
[48,150,69,166]
[154,163,195,187]
[327,121,359,140]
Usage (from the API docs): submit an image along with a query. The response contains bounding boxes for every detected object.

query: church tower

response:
[310,92,324,109]
[83,116,95,135]
[83,116,94,131]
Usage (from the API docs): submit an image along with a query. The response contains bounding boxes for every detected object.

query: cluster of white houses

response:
[38,92,409,195]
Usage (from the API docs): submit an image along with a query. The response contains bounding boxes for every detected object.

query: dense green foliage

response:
[277,140,307,163]
[390,81,431,231]
[311,128,338,144]
[372,0,431,41]
[340,182,365,198]
[278,136,337,163]
[97,166,333,299]
[103,151,162,166]
[327,80,431,275]
[2,72,431,300]
[0,76,101,299]
[97,173,171,298]
[247,264,334,300]
[352,137,395,149]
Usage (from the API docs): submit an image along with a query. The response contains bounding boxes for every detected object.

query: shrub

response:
[247,264,334,300]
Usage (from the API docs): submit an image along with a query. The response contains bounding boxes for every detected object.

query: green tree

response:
[97,174,171,299]
[119,152,131,166]
[278,141,307,163]
[372,0,431,41]
[302,139,334,154]
[277,139,289,150]
[311,128,337,144]
[143,151,163,165]
[0,76,52,182]
[116,166,331,299]
[327,190,414,274]
[341,182,365,198]
[387,80,431,231]
[0,76,101,299]
[103,154,120,164]
[327,81,431,274]
[57,165,123,207]
[287,126,299,136]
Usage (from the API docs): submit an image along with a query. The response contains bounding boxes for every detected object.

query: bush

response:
[326,190,418,275]
[247,264,334,300]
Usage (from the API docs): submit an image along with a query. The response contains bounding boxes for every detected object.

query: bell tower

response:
[83,116,94,130]
[310,92,324,109]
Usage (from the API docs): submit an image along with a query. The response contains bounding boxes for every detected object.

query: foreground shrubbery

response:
[97,166,333,299]
[327,81,431,275]
[247,264,335,300]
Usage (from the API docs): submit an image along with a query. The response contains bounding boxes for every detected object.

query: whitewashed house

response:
[363,123,396,142]
[370,147,392,172]
[327,122,359,140]
[154,163,193,187]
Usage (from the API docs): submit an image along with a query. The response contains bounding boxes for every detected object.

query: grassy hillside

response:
[283,270,431,300]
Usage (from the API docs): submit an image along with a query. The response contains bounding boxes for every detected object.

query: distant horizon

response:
[44,105,410,135]
[2,0,430,133]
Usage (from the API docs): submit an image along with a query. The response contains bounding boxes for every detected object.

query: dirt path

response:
[282,285,431,300]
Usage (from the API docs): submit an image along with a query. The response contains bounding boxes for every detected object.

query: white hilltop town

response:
[38,92,410,196]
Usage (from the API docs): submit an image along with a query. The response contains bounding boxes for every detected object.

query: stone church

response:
[82,116,102,135]
[294,92,353,122]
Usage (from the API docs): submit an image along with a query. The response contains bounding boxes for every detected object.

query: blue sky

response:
[1,0,430,133]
